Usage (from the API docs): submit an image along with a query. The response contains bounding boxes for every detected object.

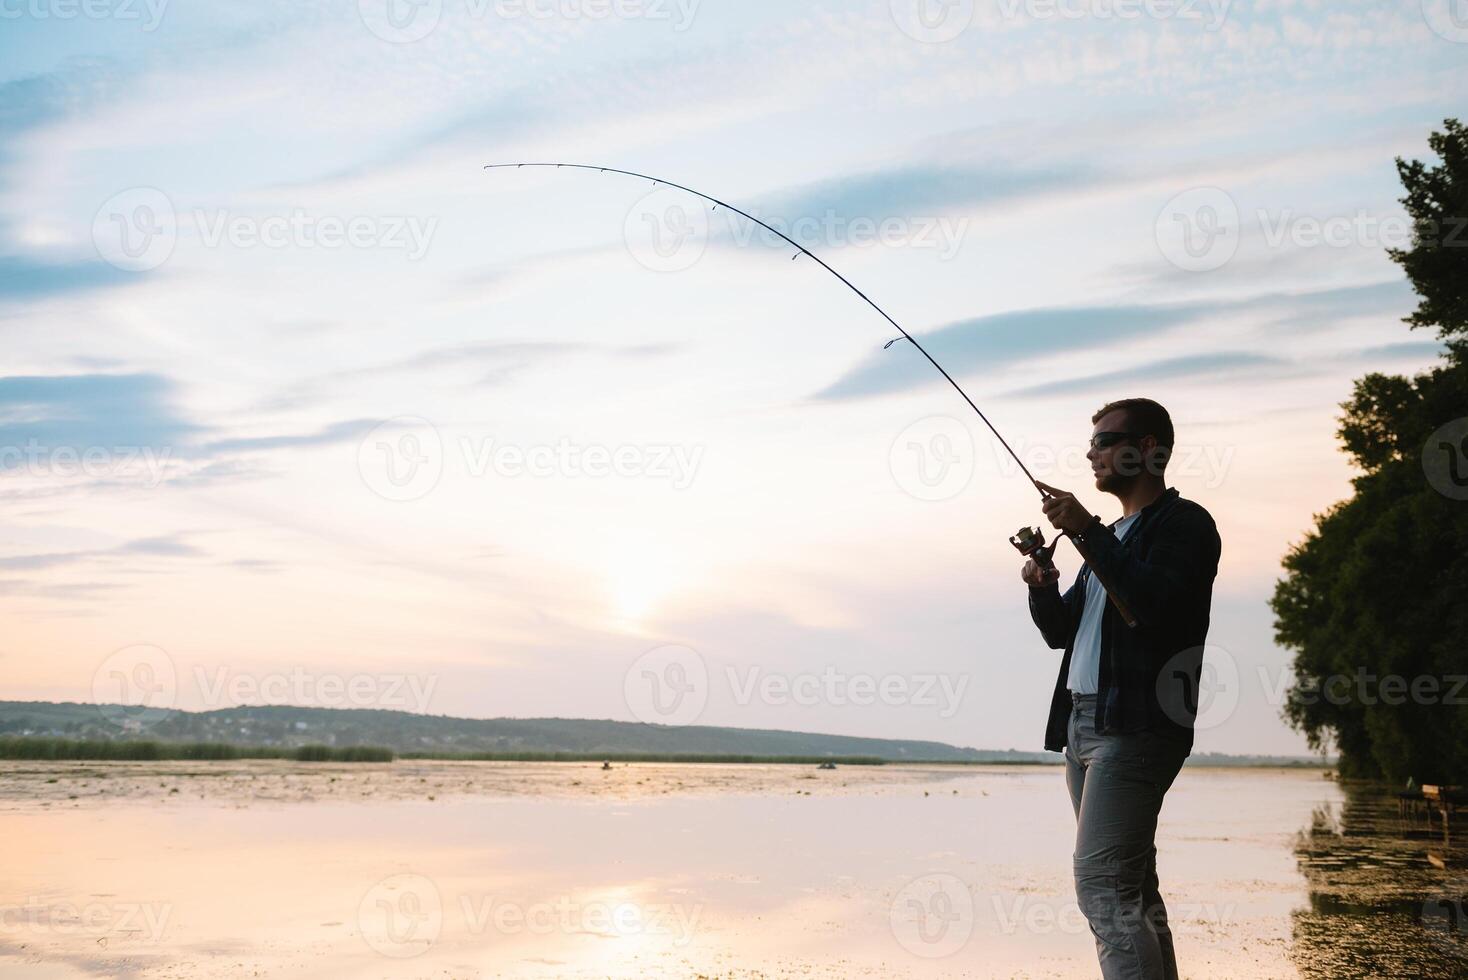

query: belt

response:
[1070,691,1098,706]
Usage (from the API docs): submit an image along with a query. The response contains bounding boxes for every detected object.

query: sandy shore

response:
[0,758,1004,808]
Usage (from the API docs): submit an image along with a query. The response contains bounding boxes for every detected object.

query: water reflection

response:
[0,761,1342,978]
[1291,780,1467,978]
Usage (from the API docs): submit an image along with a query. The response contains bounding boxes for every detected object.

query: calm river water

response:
[0,761,1461,977]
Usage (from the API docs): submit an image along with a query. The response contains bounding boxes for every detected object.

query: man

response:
[1021,397,1221,980]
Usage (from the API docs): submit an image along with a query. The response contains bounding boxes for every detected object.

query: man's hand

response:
[1021,557,1060,588]
[1036,481,1095,536]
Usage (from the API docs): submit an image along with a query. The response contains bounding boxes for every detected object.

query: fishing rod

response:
[483,162,1138,626]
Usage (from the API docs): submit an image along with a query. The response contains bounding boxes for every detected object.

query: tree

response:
[1271,120,1468,784]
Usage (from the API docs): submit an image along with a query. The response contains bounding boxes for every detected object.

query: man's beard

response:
[1094,469,1138,495]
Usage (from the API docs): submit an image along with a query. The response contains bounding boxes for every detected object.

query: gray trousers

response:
[1064,693,1189,980]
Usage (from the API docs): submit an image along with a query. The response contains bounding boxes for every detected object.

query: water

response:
[0,761,1450,978]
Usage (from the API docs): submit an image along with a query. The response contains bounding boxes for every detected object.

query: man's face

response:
[1087,410,1153,494]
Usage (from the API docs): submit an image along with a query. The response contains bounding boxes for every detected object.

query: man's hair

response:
[1092,397,1174,470]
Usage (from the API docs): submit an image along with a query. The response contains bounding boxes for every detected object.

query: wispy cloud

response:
[0,533,203,571]
[0,373,386,488]
[746,162,1101,226]
[1002,352,1293,400]
[0,253,137,303]
[813,302,1212,402]
[812,279,1419,404]
[202,419,377,455]
[0,373,198,452]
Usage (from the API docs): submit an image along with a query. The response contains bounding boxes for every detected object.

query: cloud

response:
[1230,278,1414,331]
[811,279,1418,404]
[1355,340,1447,360]
[1002,352,1292,400]
[744,162,1099,227]
[0,253,136,303]
[203,418,377,454]
[813,302,1213,402]
[0,62,129,170]
[0,374,385,491]
[0,63,149,303]
[0,534,203,572]
[0,373,198,453]
[0,66,149,302]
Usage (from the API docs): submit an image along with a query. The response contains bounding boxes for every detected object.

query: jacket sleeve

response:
[1077,503,1221,630]
[1028,575,1081,650]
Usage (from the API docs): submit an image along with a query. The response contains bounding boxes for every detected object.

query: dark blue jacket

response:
[1027,487,1221,753]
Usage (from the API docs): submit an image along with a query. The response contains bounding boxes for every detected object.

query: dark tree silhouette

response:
[1271,119,1468,784]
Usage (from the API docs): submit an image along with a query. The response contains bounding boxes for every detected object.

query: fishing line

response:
[483,162,1045,497]
[483,163,1137,623]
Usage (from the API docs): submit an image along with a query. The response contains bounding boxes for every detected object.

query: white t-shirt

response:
[1066,512,1142,695]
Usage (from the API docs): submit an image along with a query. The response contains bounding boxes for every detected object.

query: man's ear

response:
[1144,436,1170,475]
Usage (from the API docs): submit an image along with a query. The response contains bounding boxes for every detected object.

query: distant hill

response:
[0,701,1329,767]
[0,700,1030,762]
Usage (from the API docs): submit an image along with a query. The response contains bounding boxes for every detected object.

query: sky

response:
[1,0,1464,756]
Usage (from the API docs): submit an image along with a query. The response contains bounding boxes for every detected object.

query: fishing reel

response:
[1009,525,1059,570]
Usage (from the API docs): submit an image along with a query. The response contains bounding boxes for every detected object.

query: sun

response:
[602,534,685,627]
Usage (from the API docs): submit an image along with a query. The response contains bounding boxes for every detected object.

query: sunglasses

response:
[1089,431,1139,451]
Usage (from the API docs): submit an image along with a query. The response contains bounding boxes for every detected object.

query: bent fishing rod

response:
[483,162,1138,626]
